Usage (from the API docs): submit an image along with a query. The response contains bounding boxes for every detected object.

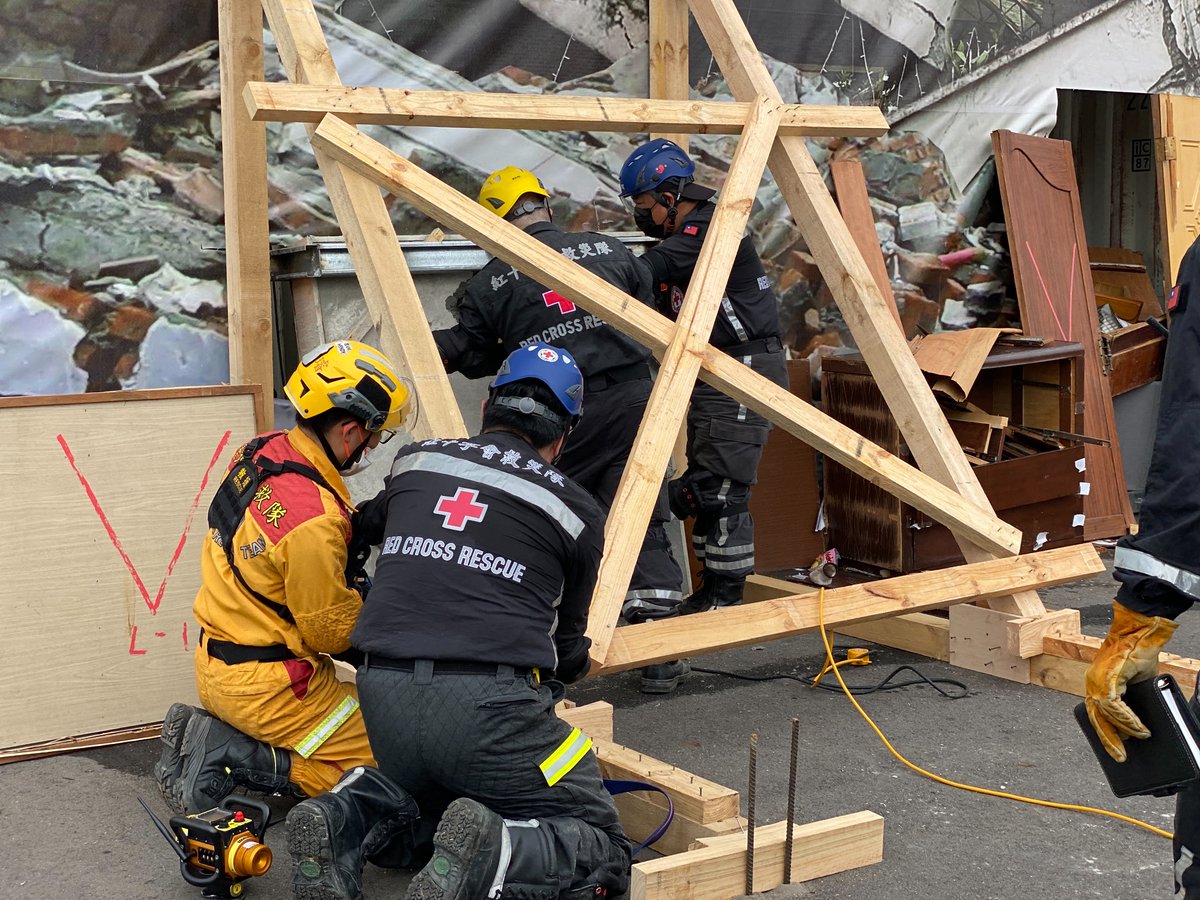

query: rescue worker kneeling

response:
[287,343,631,900]
[153,341,414,837]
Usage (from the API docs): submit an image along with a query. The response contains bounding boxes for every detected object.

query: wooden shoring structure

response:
[220,0,1108,683]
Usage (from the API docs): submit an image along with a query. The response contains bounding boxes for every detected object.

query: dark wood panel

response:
[992,129,1134,540]
[822,370,904,572]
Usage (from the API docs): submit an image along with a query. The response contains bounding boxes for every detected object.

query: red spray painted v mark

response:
[57,430,232,615]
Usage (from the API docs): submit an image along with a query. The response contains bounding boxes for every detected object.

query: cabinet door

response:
[1153,94,1200,294]
[992,129,1134,541]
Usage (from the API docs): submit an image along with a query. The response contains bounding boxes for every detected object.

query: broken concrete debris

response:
[0,2,1032,399]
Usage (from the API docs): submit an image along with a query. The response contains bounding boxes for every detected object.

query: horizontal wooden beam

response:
[244,83,889,137]
[308,114,1023,560]
[596,544,1105,674]
[631,812,884,898]
[1040,633,1200,697]
[595,739,741,824]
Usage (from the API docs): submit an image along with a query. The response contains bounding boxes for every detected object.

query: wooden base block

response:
[948,604,1030,684]
[631,811,884,899]
[557,701,615,743]
[1005,607,1081,659]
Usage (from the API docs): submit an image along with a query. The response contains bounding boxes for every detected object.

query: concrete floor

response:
[2,553,1193,900]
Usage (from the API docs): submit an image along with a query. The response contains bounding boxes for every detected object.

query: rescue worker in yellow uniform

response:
[154,340,413,815]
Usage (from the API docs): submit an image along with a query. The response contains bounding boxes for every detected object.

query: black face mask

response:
[633,206,664,238]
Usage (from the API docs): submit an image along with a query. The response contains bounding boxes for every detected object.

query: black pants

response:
[358,662,631,895]
[684,348,788,582]
[558,377,683,607]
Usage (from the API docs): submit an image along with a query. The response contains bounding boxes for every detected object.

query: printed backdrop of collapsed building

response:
[1,0,1197,397]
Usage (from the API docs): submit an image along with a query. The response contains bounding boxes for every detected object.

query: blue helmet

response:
[490,343,584,421]
[619,139,696,198]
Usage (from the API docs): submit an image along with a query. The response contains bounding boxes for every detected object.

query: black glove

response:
[555,638,593,684]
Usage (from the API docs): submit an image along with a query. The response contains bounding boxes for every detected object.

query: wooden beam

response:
[220,0,273,432]
[587,96,782,660]
[631,812,884,898]
[260,0,466,440]
[595,740,741,824]
[307,116,1024,565]
[743,575,953,659]
[837,612,951,661]
[243,83,889,138]
[830,159,901,329]
[649,0,692,147]
[685,0,1045,619]
[595,544,1104,675]
[618,794,745,857]
[1041,633,1200,697]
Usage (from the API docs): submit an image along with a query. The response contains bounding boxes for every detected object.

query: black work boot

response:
[288,766,420,900]
[170,714,293,814]
[154,703,207,809]
[678,574,744,615]
[639,660,691,694]
[405,798,506,900]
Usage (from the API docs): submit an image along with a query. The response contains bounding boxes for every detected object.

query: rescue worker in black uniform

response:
[618,139,788,616]
[433,165,686,693]
[1085,234,1200,899]
[334,342,629,899]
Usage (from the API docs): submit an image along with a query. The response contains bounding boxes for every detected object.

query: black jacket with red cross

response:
[350,430,605,682]
[433,221,654,380]
[637,199,782,350]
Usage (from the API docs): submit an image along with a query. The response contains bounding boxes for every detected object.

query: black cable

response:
[689,664,970,699]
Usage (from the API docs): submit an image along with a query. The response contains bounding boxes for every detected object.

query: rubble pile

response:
[0,0,1025,398]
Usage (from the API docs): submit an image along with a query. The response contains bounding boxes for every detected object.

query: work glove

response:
[1084,601,1179,762]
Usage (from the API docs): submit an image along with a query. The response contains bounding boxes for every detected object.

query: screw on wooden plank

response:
[747,731,758,895]
[785,717,800,883]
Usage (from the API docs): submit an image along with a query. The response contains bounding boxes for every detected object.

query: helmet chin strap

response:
[658,193,679,236]
[315,422,370,473]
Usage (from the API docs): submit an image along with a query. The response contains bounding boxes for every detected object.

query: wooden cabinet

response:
[822,343,1087,574]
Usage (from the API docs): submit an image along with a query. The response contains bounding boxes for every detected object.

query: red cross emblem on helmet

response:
[537,347,559,363]
[434,487,488,531]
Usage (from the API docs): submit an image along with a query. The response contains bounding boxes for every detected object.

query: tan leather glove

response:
[1084,601,1179,762]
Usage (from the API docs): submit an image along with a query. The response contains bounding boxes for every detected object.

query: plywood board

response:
[0,387,259,750]
[992,130,1134,540]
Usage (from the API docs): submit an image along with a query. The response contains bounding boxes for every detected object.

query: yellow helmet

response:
[284,340,414,432]
[477,166,550,219]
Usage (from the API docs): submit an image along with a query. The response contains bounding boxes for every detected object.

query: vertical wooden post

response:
[259,0,466,440]
[650,0,691,149]
[219,0,273,432]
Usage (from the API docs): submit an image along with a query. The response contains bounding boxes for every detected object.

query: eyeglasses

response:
[378,429,398,444]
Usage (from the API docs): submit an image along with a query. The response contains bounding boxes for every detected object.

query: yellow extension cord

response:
[815,587,1173,840]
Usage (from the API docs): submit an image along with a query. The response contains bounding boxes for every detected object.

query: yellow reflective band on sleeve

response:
[539,727,593,787]
[295,696,359,759]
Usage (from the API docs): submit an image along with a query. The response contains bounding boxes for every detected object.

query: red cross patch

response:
[682,223,700,236]
[434,487,488,531]
[1169,284,1181,311]
[537,347,559,362]
[542,290,576,315]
